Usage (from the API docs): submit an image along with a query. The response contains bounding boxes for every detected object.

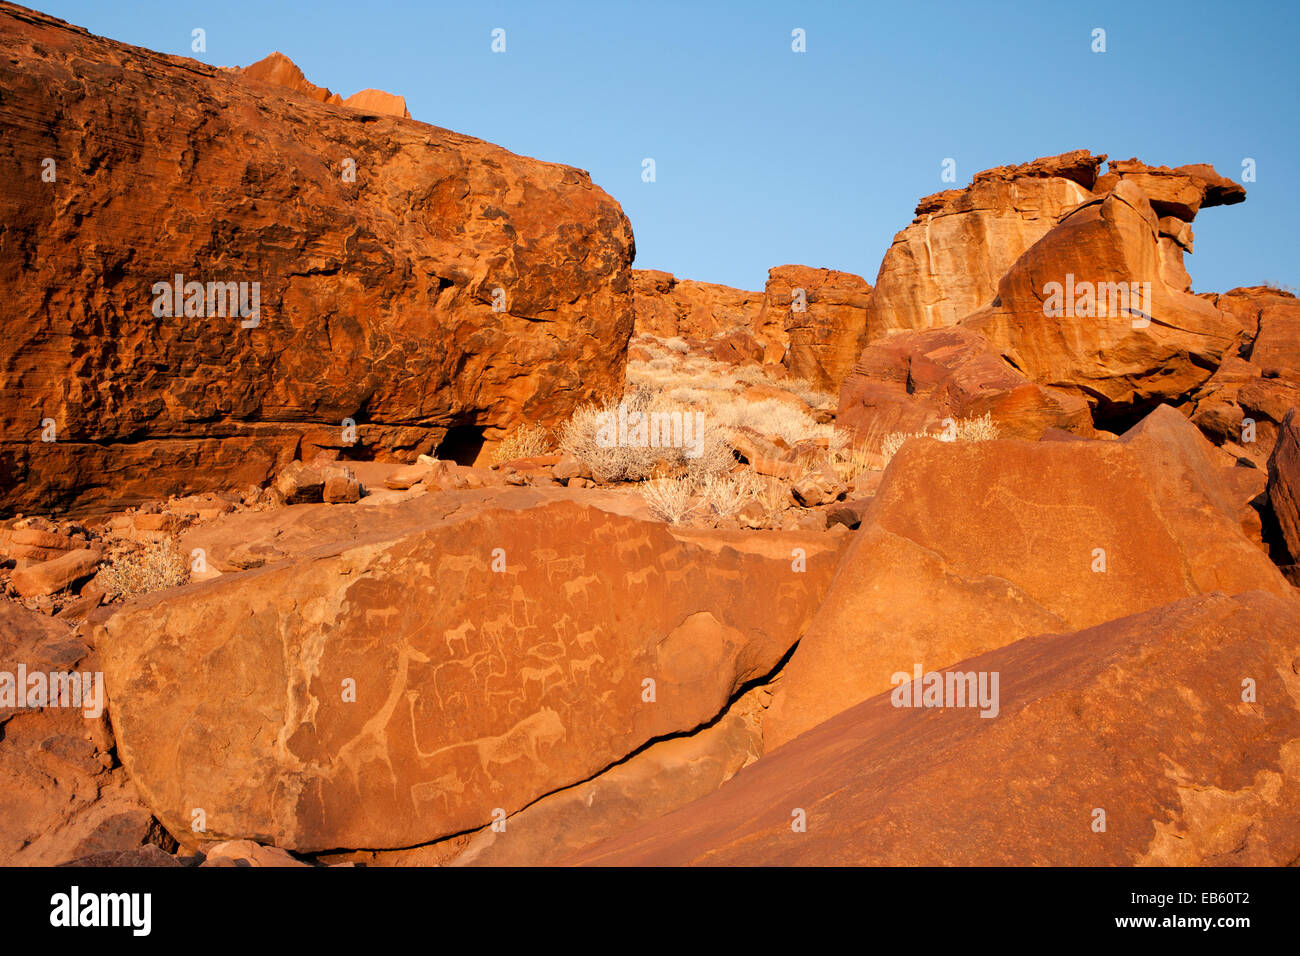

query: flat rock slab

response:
[568,591,1300,866]
[100,498,843,852]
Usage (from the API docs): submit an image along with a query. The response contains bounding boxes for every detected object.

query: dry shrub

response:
[492,422,552,463]
[953,411,1000,442]
[877,412,1001,468]
[830,427,876,484]
[97,540,190,599]
[640,476,703,524]
[711,398,830,446]
[698,470,761,518]
[558,391,733,483]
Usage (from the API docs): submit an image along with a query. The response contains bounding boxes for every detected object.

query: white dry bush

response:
[661,336,691,354]
[953,411,1000,442]
[731,365,770,386]
[877,413,1001,469]
[698,470,761,518]
[711,398,831,446]
[778,376,837,410]
[640,476,704,524]
[558,391,734,483]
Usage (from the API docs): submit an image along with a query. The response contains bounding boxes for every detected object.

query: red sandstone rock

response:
[99,496,844,852]
[763,405,1292,747]
[966,180,1241,415]
[630,270,764,342]
[867,151,1105,338]
[341,89,411,119]
[756,265,873,390]
[1268,408,1300,563]
[1094,158,1246,221]
[567,591,1300,866]
[234,51,343,105]
[837,326,1094,441]
[0,4,634,514]
[0,604,161,865]
[10,549,102,599]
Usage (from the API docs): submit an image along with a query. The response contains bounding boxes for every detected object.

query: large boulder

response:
[763,405,1292,747]
[965,180,1241,423]
[567,591,1300,866]
[865,151,1104,339]
[755,265,873,390]
[836,325,1095,441]
[99,496,843,852]
[0,5,634,513]
[0,604,162,865]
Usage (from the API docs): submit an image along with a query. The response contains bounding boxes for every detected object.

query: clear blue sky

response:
[37,0,1300,294]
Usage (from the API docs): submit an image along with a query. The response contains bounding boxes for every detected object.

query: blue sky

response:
[39,0,1300,294]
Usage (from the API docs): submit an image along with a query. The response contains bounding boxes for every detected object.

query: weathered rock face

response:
[567,591,1300,866]
[0,604,162,865]
[0,3,634,515]
[99,497,843,852]
[836,326,1094,441]
[763,406,1292,747]
[756,265,872,390]
[630,270,764,342]
[1186,287,1300,464]
[1269,409,1300,564]
[447,684,769,866]
[865,151,1104,339]
[965,180,1241,422]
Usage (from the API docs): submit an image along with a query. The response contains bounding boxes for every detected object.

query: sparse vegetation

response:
[877,412,1001,468]
[640,476,704,524]
[698,470,760,518]
[492,422,552,463]
[558,390,733,483]
[97,540,190,599]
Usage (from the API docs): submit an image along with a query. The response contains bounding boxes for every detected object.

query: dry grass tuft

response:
[492,422,552,463]
[97,540,190,599]
[640,476,704,524]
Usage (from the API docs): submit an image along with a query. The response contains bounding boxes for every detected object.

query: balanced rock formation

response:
[966,179,1241,424]
[763,405,1292,747]
[99,495,843,852]
[568,590,1300,866]
[757,265,872,390]
[0,3,633,514]
[866,150,1105,339]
